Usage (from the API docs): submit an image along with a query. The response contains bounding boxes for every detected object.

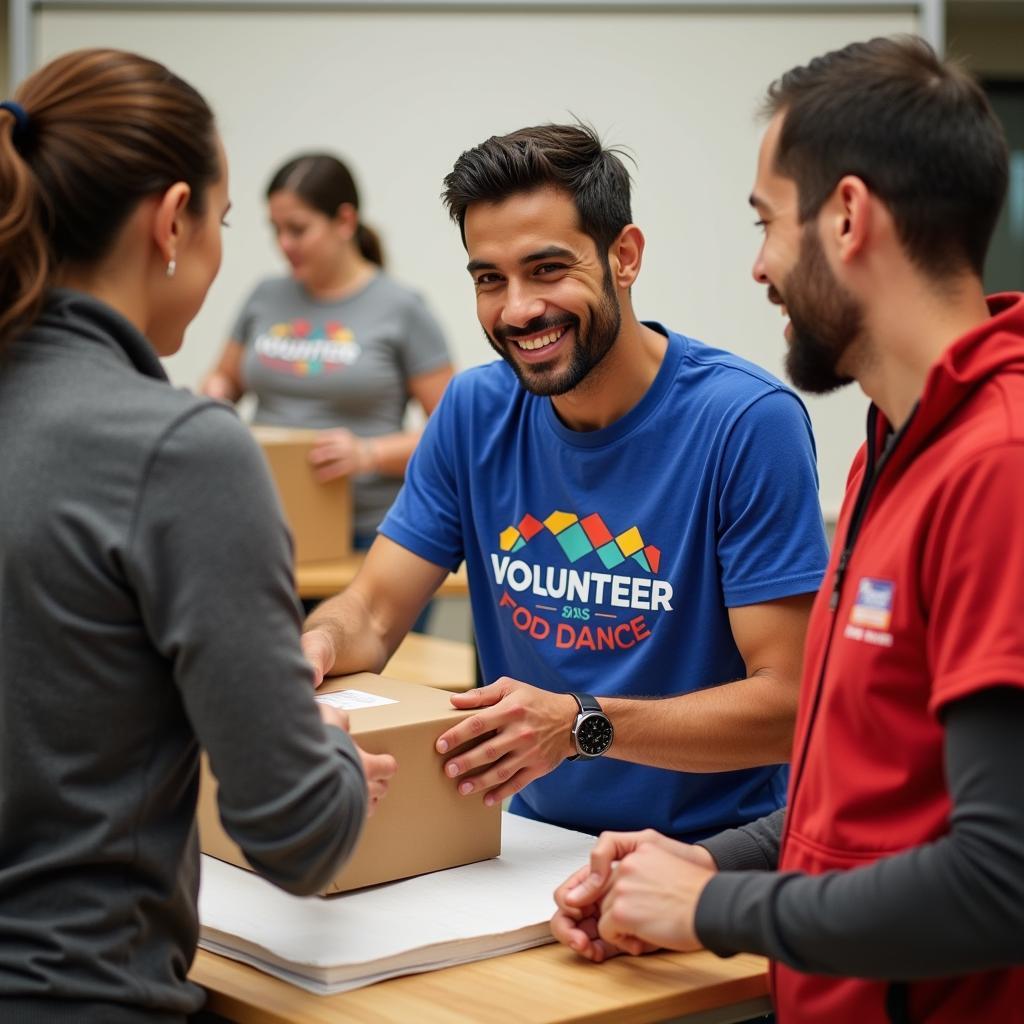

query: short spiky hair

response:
[441,123,632,253]
[764,35,1008,278]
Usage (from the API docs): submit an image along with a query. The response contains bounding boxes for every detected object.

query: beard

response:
[781,226,863,395]
[487,269,622,397]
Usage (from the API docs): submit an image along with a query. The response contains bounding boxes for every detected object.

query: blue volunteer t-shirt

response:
[381,325,828,840]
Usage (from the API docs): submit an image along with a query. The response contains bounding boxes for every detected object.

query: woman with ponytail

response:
[0,51,388,1023]
[202,153,453,552]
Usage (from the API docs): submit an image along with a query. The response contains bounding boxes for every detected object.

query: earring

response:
[166,258,177,278]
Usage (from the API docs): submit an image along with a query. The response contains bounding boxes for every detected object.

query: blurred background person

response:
[202,152,454,555]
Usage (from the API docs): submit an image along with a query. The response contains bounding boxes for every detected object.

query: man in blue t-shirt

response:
[304,123,829,842]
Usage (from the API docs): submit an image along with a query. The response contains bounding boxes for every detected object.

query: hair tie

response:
[0,100,32,153]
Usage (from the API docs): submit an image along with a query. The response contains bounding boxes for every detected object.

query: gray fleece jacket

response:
[0,290,367,1023]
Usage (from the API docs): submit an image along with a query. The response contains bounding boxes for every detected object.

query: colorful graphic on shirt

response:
[499,511,662,574]
[253,318,361,377]
[492,510,672,655]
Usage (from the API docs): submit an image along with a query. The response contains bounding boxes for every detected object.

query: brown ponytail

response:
[355,222,385,268]
[0,108,49,349]
[267,152,385,268]
[0,48,218,352]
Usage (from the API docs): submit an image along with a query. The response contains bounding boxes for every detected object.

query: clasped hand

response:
[551,829,717,961]
[435,677,577,806]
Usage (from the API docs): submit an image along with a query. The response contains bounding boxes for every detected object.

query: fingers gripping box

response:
[197,674,502,895]
[250,425,353,565]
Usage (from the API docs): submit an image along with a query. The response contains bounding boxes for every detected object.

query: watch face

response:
[576,713,613,756]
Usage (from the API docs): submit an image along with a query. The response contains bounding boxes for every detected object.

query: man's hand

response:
[598,842,716,955]
[435,678,577,806]
[302,627,336,688]
[550,860,634,963]
[551,829,716,961]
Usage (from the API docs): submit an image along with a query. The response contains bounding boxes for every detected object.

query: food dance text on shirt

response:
[499,592,654,651]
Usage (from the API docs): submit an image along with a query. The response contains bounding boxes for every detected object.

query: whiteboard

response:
[34,3,920,516]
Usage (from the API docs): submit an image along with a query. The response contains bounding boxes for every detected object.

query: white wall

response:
[0,0,9,92]
[36,5,917,517]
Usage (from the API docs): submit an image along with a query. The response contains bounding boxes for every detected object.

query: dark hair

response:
[441,123,632,255]
[266,153,384,267]
[763,35,1008,278]
[0,48,219,350]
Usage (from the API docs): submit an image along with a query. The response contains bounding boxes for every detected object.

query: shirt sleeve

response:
[378,373,466,570]
[698,807,785,871]
[397,291,453,379]
[716,389,829,607]
[923,446,1024,715]
[126,403,367,896]
[694,686,1024,977]
[228,283,262,346]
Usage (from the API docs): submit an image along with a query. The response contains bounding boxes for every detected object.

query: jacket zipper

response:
[785,403,917,831]
[771,403,915,1016]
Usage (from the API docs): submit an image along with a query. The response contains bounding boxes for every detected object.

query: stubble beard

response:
[487,271,622,398]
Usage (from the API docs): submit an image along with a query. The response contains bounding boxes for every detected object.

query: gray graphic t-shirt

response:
[232,273,450,535]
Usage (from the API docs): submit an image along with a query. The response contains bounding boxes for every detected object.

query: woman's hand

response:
[308,429,377,482]
[317,702,397,816]
[356,746,398,815]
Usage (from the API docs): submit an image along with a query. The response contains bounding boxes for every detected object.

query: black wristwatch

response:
[568,692,614,760]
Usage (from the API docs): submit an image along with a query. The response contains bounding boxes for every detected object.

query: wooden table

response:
[296,555,469,601]
[380,632,476,692]
[192,943,769,1024]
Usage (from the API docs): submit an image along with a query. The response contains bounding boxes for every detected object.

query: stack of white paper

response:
[198,812,597,995]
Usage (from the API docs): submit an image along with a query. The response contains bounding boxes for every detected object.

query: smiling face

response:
[750,114,863,395]
[464,187,622,397]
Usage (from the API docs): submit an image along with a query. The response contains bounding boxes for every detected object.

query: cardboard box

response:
[197,673,502,895]
[250,425,353,565]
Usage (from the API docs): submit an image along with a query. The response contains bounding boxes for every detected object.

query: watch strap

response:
[570,692,602,716]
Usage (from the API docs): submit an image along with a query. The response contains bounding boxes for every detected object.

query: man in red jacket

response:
[551,35,1024,1024]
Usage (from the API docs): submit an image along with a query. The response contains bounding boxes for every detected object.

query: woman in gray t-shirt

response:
[203,153,453,542]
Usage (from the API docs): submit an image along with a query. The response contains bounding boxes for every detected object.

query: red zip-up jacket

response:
[776,293,1024,1023]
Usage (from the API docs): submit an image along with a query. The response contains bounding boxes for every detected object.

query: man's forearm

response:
[303,588,391,678]
[694,688,1024,977]
[601,672,797,772]
[302,536,450,682]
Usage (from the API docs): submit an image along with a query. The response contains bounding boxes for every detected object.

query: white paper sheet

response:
[198,812,597,995]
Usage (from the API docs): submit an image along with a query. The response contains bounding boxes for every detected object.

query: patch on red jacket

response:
[844,577,895,647]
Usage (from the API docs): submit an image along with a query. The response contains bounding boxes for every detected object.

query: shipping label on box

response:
[198,674,502,895]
